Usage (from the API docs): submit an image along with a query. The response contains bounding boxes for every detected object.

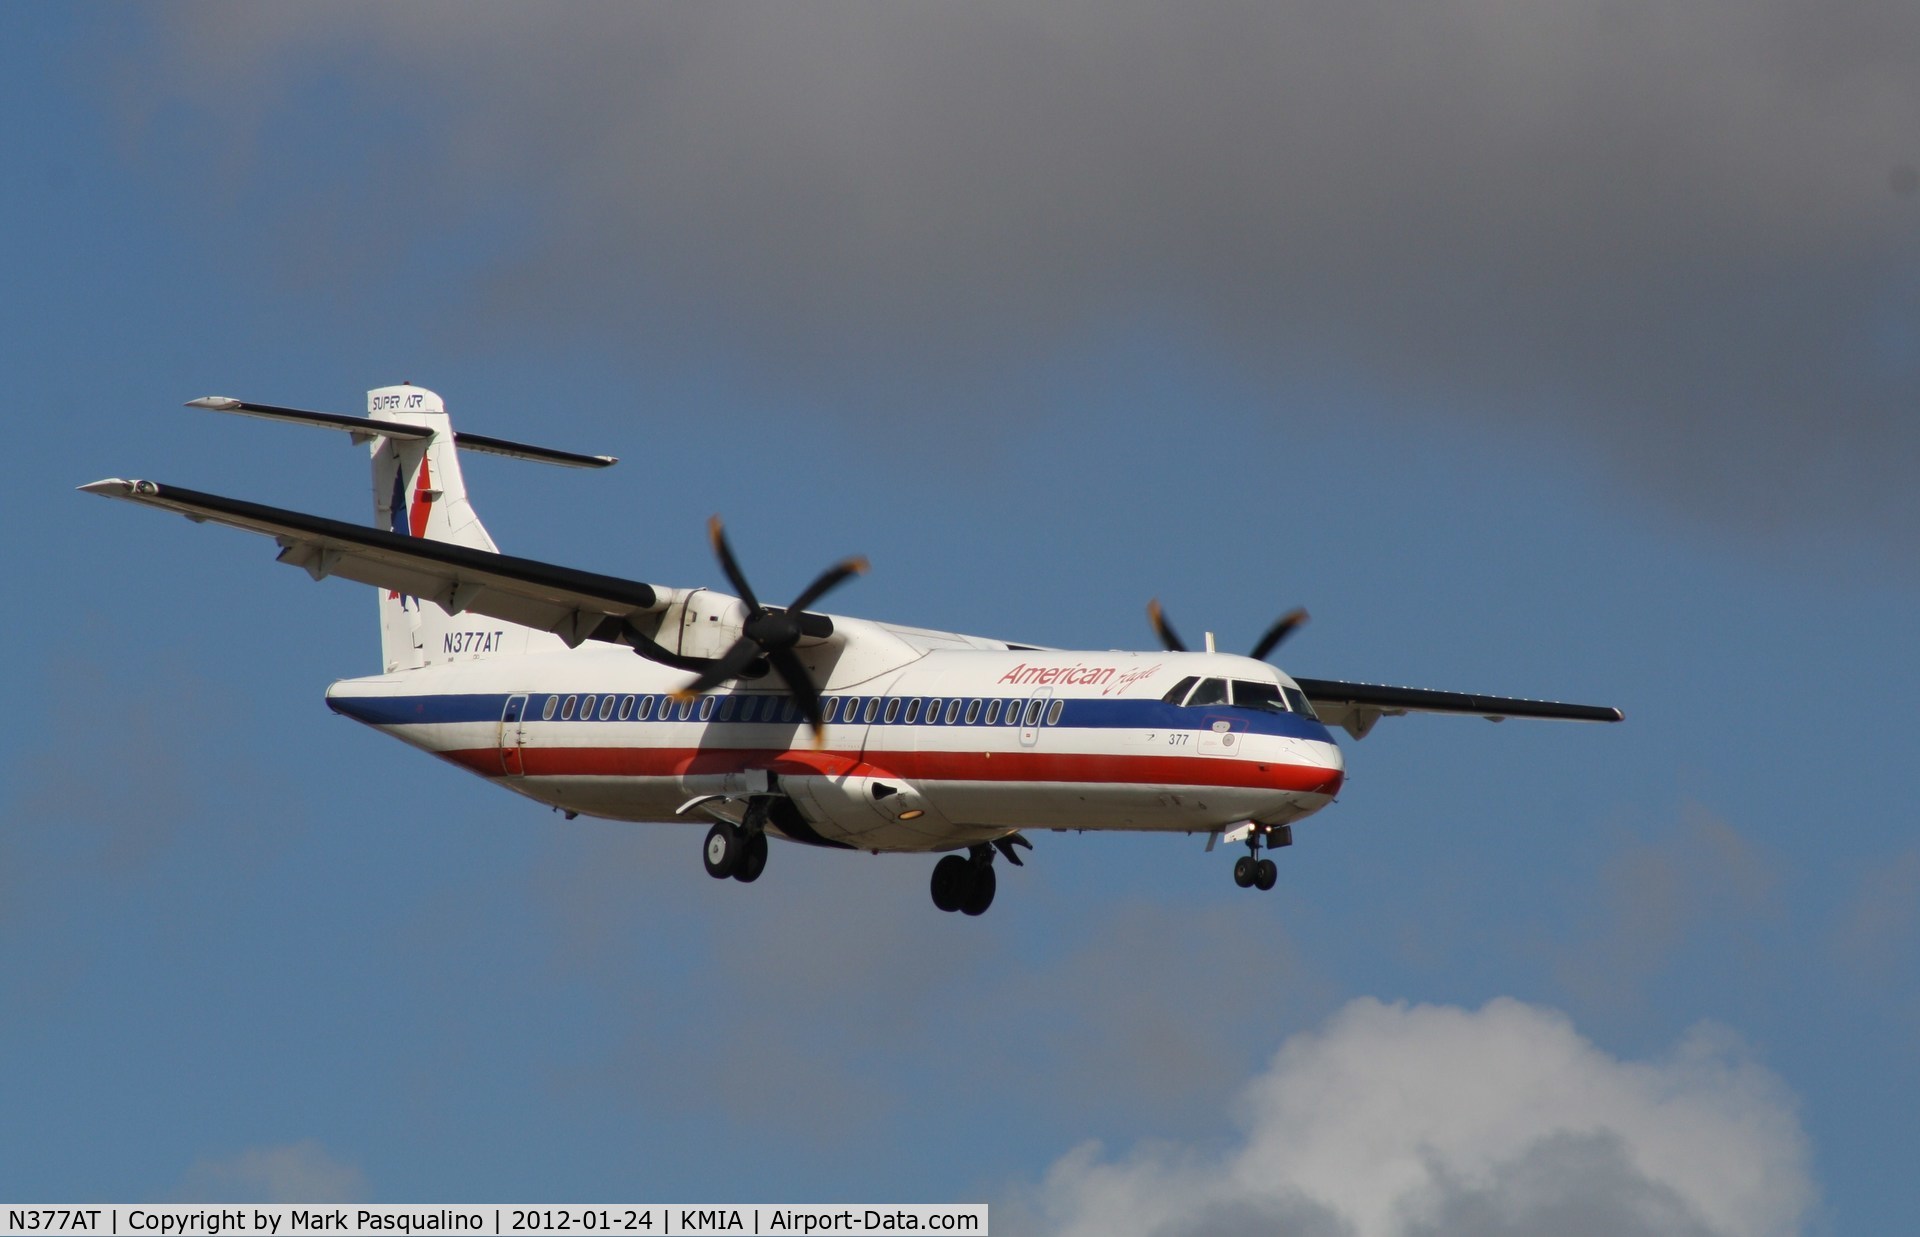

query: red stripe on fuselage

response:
[437,744,1343,795]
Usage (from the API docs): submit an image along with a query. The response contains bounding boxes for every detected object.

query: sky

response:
[2,4,1917,1233]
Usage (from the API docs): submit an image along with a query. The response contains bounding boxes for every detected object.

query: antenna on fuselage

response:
[1204,631,1217,653]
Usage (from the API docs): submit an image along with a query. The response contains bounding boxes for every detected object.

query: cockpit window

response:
[1185,678,1228,707]
[1162,676,1198,705]
[1283,686,1318,719]
[1230,680,1287,711]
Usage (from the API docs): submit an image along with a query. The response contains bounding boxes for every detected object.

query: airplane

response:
[83,384,1622,916]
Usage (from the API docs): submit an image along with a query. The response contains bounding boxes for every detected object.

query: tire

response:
[961,864,997,916]
[1233,855,1256,888]
[703,822,743,879]
[930,854,972,912]
[1254,857,1278,891]
[734,830,769,883]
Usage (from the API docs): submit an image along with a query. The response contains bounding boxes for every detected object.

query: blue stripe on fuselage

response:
[327,690,1336,743]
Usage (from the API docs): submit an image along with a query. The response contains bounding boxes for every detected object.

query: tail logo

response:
[388,455,438,608]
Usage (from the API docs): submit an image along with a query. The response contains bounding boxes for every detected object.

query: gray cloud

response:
[171,1140,367,1203]
[515,825,1333,1154]
[1546,802,1779,1015]
[1834,847,1920,978]
[1013,996,1813,1237]
[118,2,1920,545]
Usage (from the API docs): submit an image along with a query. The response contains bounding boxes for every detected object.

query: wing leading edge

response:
[80,478,670,647]
[1294,677,1623,740]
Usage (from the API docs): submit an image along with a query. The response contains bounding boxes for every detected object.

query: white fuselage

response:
[327,645,1346,853]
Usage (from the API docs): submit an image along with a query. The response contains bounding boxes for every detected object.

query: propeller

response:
[1147,598,1309,660]
[670,516,868,741]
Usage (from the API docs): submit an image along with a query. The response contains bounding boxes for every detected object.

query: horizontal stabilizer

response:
[184,396,616,467]
[446,431,618,469]
[79,477,669,647]
[185,396,432,441]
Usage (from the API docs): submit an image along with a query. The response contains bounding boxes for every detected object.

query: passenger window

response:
[905,699,922,724]
[1046,699,1064,725]
[823,698,840,724]
[1004,699,1022,725]
[1023,699,1044,727]
[1186,678,1228,707]
[637,695,654,720]
[699,697,716,721]
[677,697,695,721]
[598,696,615,721]
[782,698,799,723]
[718,696,736,721]
[863,697,881,724]
[1163,676,1198,704]
[542,695,558,721]
[984,699,1002,725]
[618,695,635,720]
[926,698,943,723]
[740,696,759,722]
[964,699,981,724]
[561,695,578,720]
[581,695,597,719]
[944,699,961,724]
[884,698,901,723]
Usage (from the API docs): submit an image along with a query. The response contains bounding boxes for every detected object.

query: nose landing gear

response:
[1228,823,1290,892]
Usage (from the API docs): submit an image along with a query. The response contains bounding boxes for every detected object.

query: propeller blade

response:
[1147,598,1188,653]
[767,646,826,744]
[1249,607,1310,662]
[673,637,766,698]
[788,555,869,615]
[707,515,762,615]
[622,621,725,673]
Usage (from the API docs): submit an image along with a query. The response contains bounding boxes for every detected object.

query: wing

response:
[81,478,671,647]
[1293,677,1623,739]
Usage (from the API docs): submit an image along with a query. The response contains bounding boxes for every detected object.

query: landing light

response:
[898,809,926,821]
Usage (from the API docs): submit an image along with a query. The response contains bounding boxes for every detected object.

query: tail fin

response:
[365,384,564,671]
[180,384,614,673]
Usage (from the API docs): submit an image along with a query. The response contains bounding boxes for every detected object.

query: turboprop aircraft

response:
[83,384,1622,916]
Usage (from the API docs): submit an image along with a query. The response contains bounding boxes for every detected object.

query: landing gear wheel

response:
[960,863,997,916]
[734,829,769,883]
[931,854,972,912]
[1254,857,1278,891]
[1233,855,1257,888]
[703,822,744,879]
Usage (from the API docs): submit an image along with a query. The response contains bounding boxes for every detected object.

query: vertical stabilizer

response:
[367,384,565,672]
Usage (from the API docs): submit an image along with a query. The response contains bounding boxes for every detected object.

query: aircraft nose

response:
[1303,737,1344,797]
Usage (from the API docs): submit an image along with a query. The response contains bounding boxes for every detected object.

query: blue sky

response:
[4,6,1917,1234]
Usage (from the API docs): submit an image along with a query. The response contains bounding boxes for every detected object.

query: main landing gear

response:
[1231,823,1291,892]
[702,799,771,884]
[929,835,1029,916]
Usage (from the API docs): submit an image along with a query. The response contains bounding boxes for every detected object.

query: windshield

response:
[1229,680,1287,712]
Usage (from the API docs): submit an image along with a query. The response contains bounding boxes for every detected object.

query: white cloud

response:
[1017,997,1812,1237]
[171,1140,366,1203]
